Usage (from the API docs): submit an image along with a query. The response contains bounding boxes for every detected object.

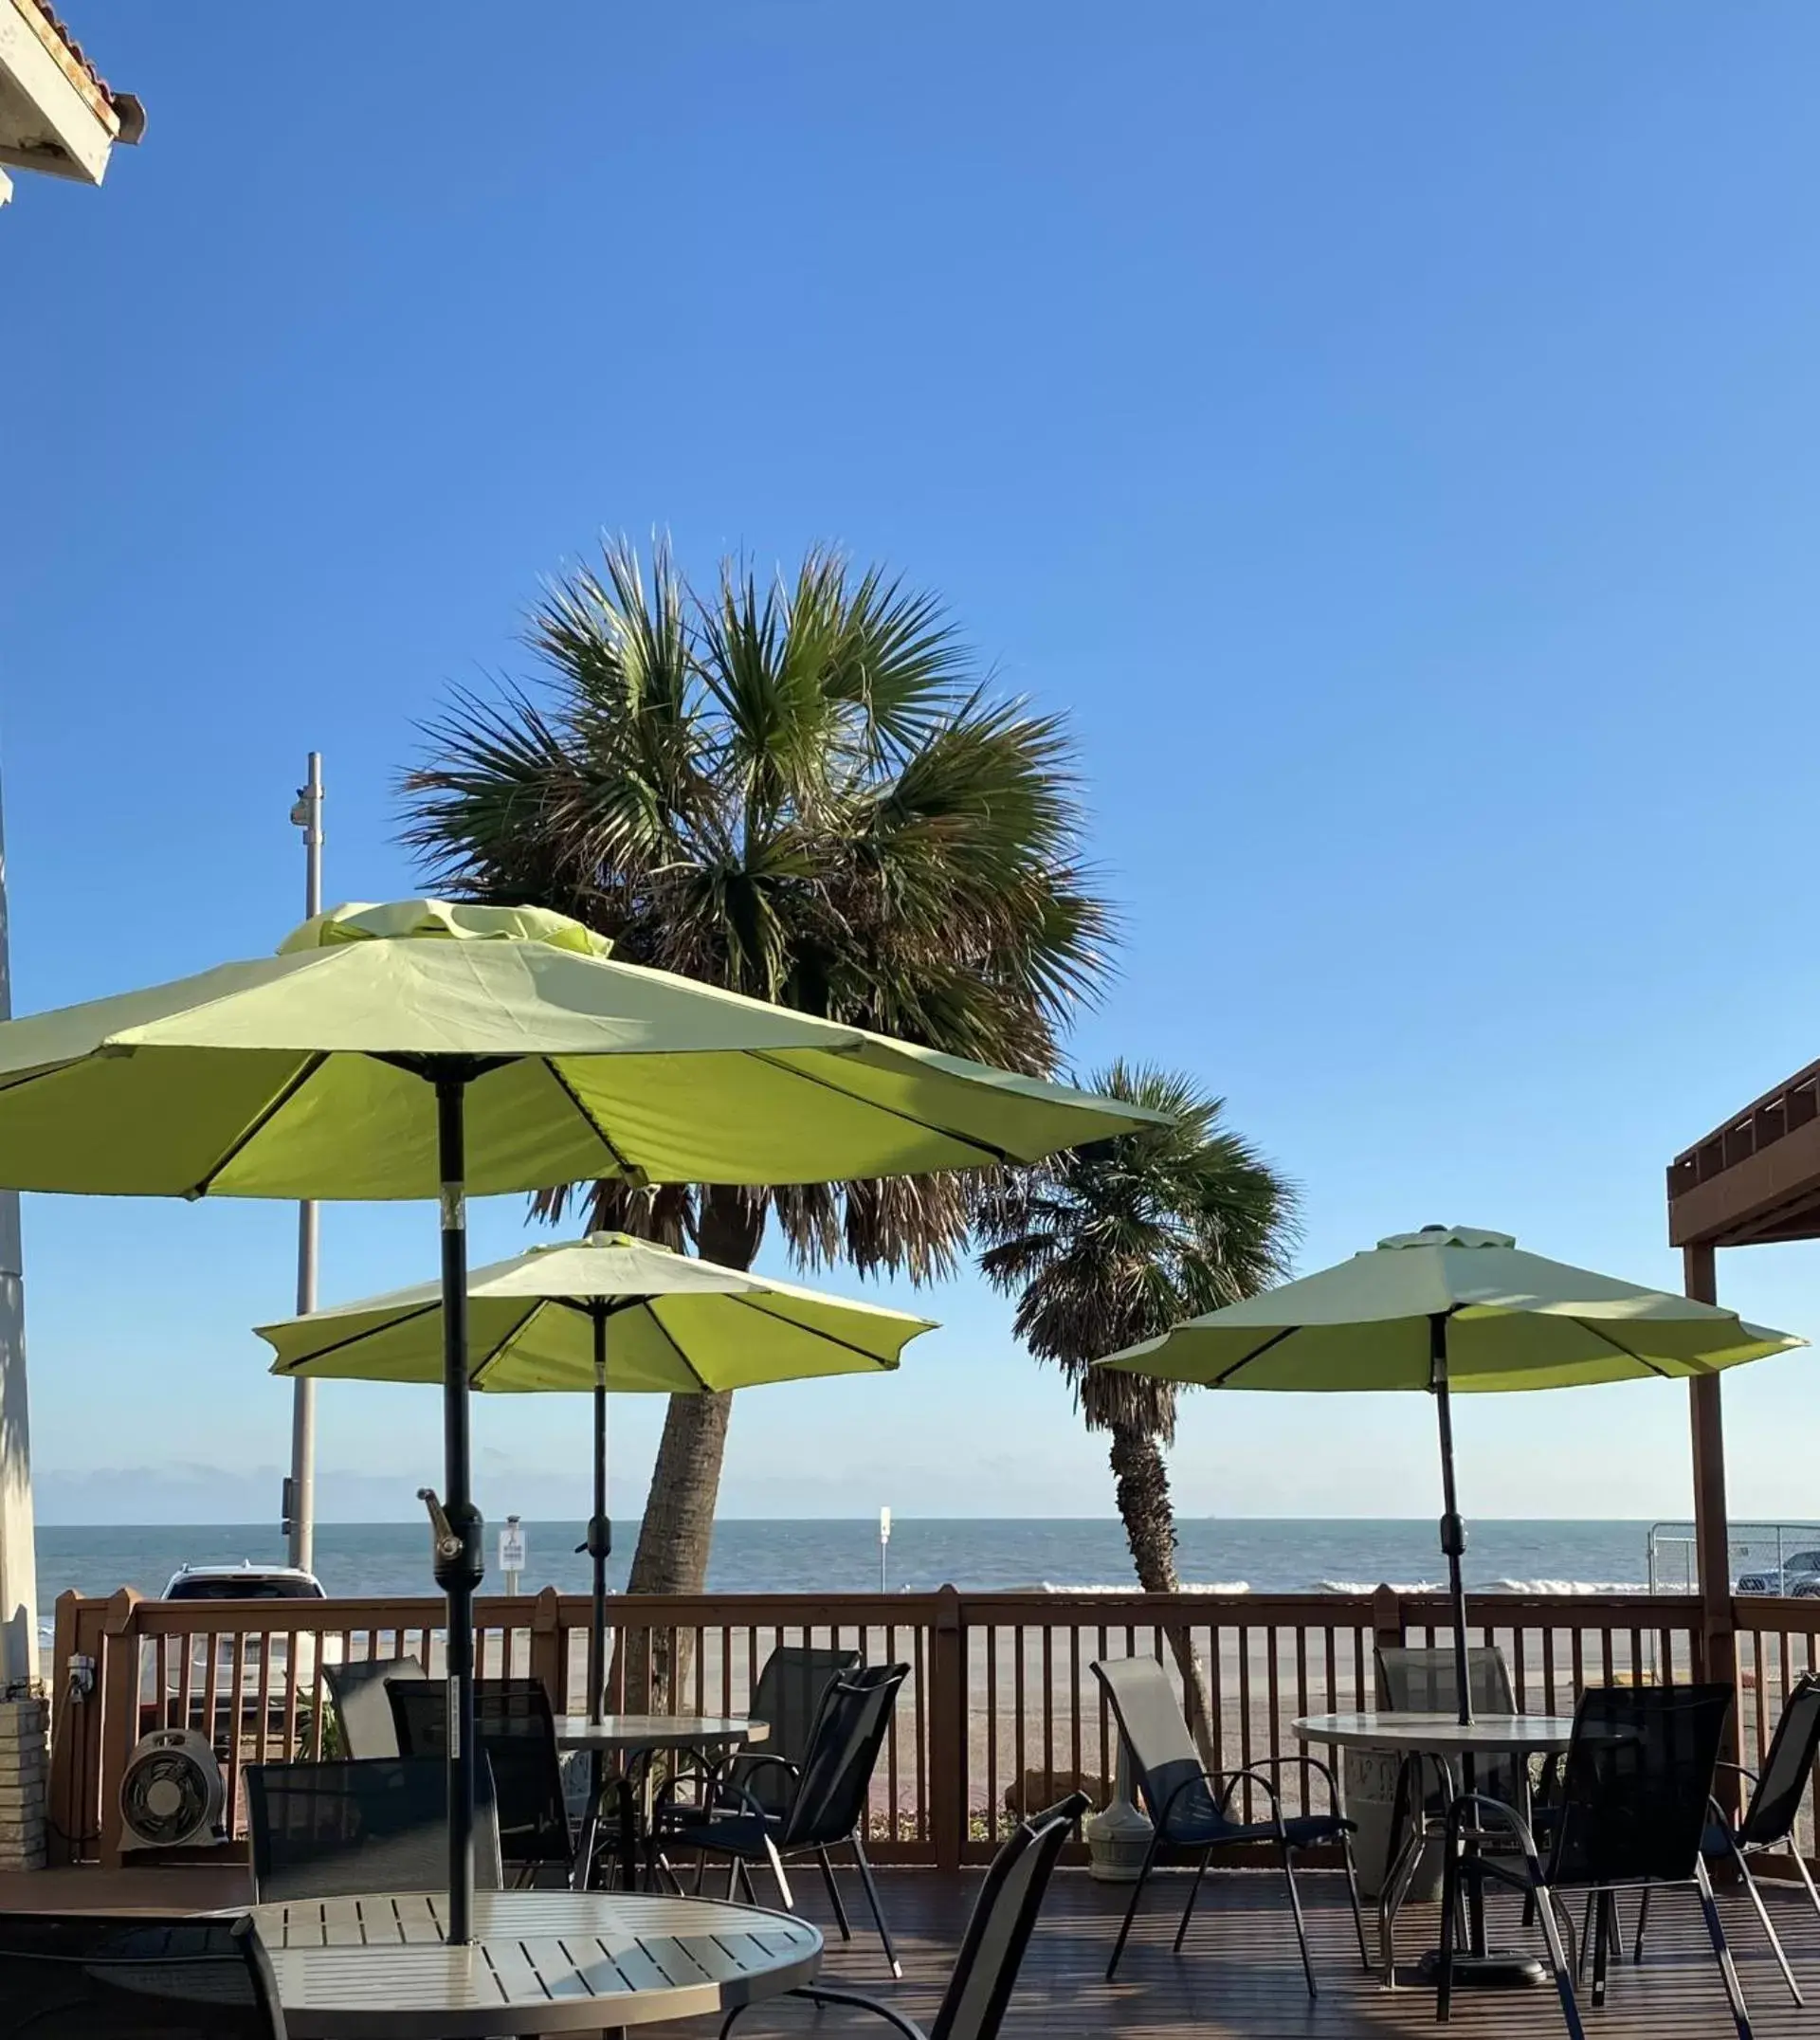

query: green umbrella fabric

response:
[257,1230,936,1391]
[1098,1225,1805,1393]
[0,898,1165,1200]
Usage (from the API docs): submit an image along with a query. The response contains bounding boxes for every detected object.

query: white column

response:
[0,779,37,1688]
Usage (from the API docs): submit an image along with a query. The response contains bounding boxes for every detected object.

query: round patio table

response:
[251,1887,822,2038]
[1294,1711,1576,1991]
[554,1714,769,1890]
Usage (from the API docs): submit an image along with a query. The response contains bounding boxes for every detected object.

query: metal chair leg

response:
[1791,1839,1820,1926]
[1632,1883,1650,1965]
[1436,1825,1460,2024]
[1734,1847,1803,2007]
[1695,1856,1755,2040]
[1339,1827,1372,1972]
[850,1833,902,1979]
[816,1846,852,1940]
[1106,1826,1163,1981]
[762,1835,794,1912]
[1280,1846,1317,1999]
[1173,1848,1212,1953]
[1532,1881,1587,2040]
[1590,1889,1612,2009]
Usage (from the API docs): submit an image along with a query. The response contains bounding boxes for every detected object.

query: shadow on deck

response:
[2,1859,1812,2036]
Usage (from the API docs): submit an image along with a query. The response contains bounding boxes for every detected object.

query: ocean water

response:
[34,1516,1662,1624]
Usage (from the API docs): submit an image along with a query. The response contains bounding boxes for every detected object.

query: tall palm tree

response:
[401,538,1115,1630]
[974,1062,1297,1745]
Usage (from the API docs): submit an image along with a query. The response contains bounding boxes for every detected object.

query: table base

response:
[1415,1948,1549,1989]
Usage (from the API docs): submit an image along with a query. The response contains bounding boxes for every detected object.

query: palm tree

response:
[974,1062,1297,1747]
[400,537,1115,1639]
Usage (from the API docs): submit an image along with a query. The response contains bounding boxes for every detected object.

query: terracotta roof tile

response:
[14,0,142,137]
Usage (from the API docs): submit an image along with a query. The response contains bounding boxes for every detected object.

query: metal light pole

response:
[284,755,323,1573]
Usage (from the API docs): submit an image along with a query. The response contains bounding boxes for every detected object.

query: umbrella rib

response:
[467,1302,547,1388]
[737,1294,903,1370]
[1564,1317,1673,1380]
[538,1059,647,1184]
[271,1300,442,1372]
[646,1302,716,1393]
[744,1051,1013,1165]
[1207,1324,1301,1386]
[187,1052,329,1197]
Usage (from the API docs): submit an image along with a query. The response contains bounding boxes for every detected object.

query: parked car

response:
[141,1563,340,1746]
[1736,1550,1820,1595]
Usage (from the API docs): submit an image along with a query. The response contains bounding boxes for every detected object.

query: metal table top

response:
[554,1712,767,1752]
[252,1889,821,2037]
[1293,1710,1577,1754]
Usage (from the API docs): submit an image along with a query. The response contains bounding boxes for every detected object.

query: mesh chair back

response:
[932,1792,1087,2040]
[776,1663,909,1850]
[730,1645,862,1815]
[1740,1673,1820,1848]
[246,1756,503,1901]
[1548,1683,1734,1887]
[389,1678,573,1872]
[321,1653,426,1759]
[1090,1657,1215,1838]
[1377,1645,1516,1717]
[1378,1644,1522,1802]
[0,1912,287,2039]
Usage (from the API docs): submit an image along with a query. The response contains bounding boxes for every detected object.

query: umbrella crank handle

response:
[418,1486,485,1593]
[1439,1513,1466,1558]
[577,1515,612,1560]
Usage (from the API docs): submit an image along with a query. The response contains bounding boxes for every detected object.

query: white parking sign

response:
[499,1521,527,1575]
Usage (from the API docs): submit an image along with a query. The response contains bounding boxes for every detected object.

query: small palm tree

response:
[401,538,1115,1641]
[975,1062,1297,1745]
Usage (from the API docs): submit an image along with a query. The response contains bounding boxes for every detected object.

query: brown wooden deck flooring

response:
[3,1859,1812,2035]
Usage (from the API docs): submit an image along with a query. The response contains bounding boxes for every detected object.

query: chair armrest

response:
[1151,1765,1281,1839]
[1444,1789,1544,1865]
[1242,1752,1344,1817]
[1714,1759,1760,1783]
[721,1985,928,2040]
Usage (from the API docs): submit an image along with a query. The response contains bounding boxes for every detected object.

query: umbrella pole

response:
[588,1304,610,1726]
[434,1074,483,1944]
[1429,1311,1471,1726]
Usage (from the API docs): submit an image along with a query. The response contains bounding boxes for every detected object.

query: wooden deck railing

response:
[49,1583,1783,1873]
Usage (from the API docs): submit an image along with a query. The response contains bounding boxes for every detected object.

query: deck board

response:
[5,1859,1814,2035]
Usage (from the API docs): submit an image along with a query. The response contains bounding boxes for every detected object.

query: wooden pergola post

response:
[1683,1243,1734,1692]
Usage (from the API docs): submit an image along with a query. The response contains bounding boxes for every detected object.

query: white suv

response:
[146,1564,341,1740]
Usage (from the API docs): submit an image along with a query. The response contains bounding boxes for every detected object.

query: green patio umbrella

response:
[256,1229,935,1725]
[1099,1224,1805,1721]
[0,896,1160,1938]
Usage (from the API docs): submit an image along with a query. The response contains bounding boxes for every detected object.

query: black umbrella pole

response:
[588,1306,611,1726]
[1429,1312,1471,1726]
[435,1076,484,1943]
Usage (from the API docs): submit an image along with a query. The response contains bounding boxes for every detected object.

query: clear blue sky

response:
[6,2,1820,1529]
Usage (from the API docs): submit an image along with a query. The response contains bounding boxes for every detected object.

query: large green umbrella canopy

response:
[0,897,1160,1936]
[257,1229,935,1721]
[0,899,1154,1197]
[1100,1225,1805,1718]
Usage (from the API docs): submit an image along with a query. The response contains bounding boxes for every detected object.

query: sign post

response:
[879,1506,891,1594]
[499,1516,526,1597]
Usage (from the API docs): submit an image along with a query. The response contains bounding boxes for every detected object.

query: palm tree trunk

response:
[1107,1422,1217,1766]
[615,1189,762,1709]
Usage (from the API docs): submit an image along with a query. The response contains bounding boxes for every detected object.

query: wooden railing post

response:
[97,1587,142,1868]
[528,1587,564,1712]
[930,1585,964,1871]
[1372,1583,1404,1682]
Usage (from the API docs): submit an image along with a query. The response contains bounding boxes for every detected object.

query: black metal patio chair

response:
[320,1650,426,1759]
[1090,1654,1369,1994]
[389,1675,574,1885]
[0,1912,287,2039]
[656,1661,910,1976]
[718,1791,1090,2040]
[1435,1681,1749,2040]
[245,1754,503,1902]
[1632,1669,1820,2007]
